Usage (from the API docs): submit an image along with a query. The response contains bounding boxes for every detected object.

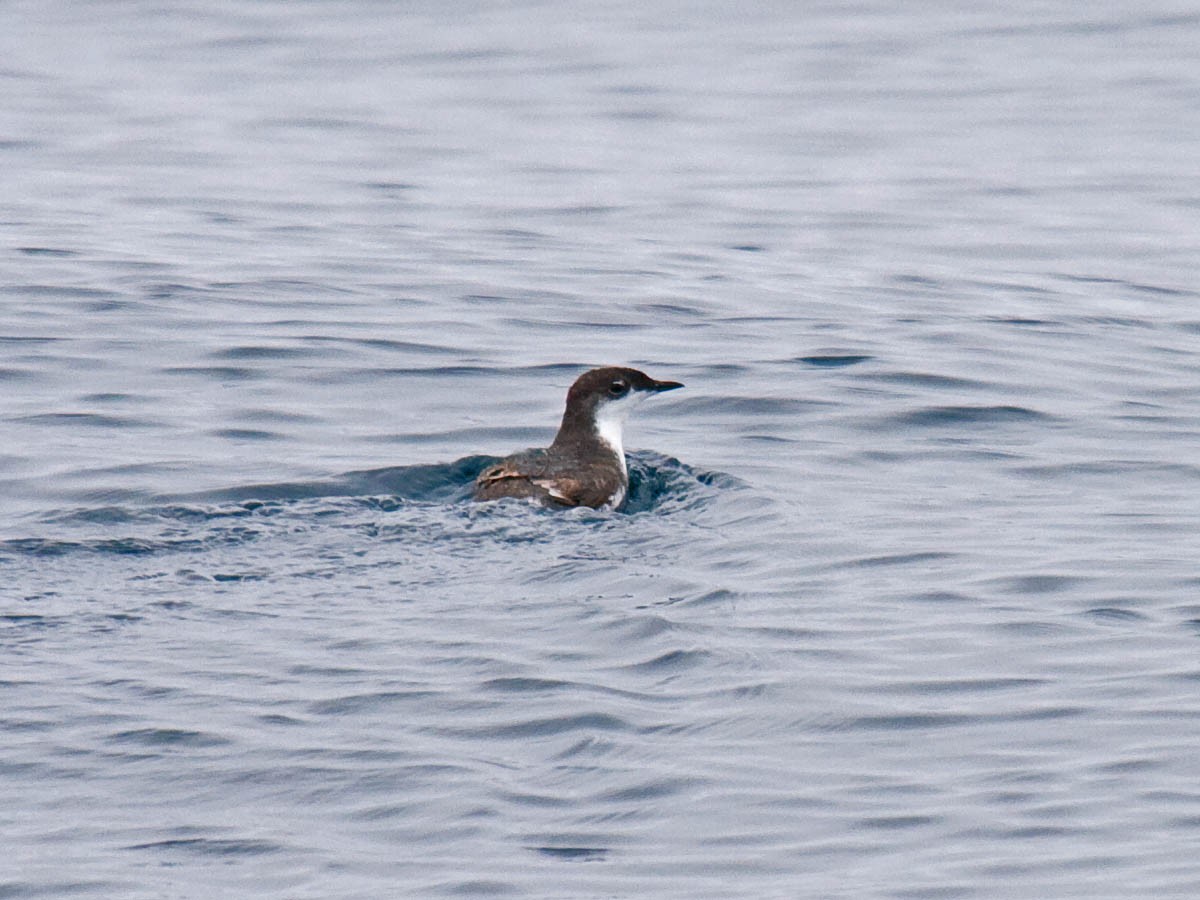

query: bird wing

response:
[531,476,584,506]
[474,450,614,508]
[477,460,532,486]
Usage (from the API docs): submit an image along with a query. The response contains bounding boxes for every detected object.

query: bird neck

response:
[551,403,628,476]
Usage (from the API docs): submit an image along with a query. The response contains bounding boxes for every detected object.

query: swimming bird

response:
[473,366,683,509]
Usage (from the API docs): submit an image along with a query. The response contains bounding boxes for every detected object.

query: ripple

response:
[795,354,873,368]
[13,412,162,429]
[887,405,1051,428]
[210,345,320,360]
[868,371,990,390]
[481,677,570,693]
[440,712,633,740]
[308,691,442,715]
[123,837,282,856]
[16,247,78,257]
[1081,607,1149,624]
[529,846,609,862]
[108,728,231,748]
[617,648,711,674]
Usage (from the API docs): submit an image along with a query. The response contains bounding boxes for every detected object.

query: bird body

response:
[473,366,683,509]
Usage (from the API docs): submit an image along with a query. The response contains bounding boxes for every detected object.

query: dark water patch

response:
[599,777,695,802]
[79,392,135,403]
[987,316,1060,327]
[252,114,384,132]
[208,278,360,298]
[0,335,62,345]
[625,453,730,514]
[1,614,66,630]
[838,706,1085,732]
[13,412,161,429]
[856,814,941,830]
[796,354,873,368]
[16,247,78,257]
[258,713,304,726]
[713,314,808,326]
[288,664,368,678]
[502,317,644,332]
[109,728,231,748]
[0,284,120,300]
[229,407,320,425]
[605,107,675,122]
[1179,619,1200,637]
[890,273,943,287]
[868,371,990,390]
[363,180,418,192]
[0,880,121,898]
[161,365,262,380]
[0,528,260,560]
[124,837,282,856]
[906,591,976,603]
[638,301,709,318]
[599,615,677,643]
[141,281,219,300]
[645,588,738,609]
[1081,606,1149,624]
[741,434,795,444]
[530,846,609,862]
[846,551,955,569]
[182,457,494,505]
[837,713,979,731]
[872,677,1046,695]
[890,887,973,900]
[482,677,571,693]
[299,335,460,355]
[435,879,520,897]
[43,502,273,527]
[1014,460,1200,480]
[618,648,711,674]
[1055,273,1193,297]
[1,537,172,557]
[527,203,623,217]
[211,571,266,582]
[991,574,1089,595]
[439,712,632,740]
[210,428,283,441]
[211,345,321,361]
[992,620,1082,637]
[308,690,441,716]
[885,405,1051,428]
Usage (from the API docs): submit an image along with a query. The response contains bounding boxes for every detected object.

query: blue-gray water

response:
[4,2,1200,898]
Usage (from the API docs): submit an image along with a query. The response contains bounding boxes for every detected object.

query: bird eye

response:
[608,380,628,396]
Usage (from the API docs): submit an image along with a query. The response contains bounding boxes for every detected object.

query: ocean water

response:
[4,2,1200,897]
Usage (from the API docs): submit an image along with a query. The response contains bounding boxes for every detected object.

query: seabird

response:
[474,366,683,509]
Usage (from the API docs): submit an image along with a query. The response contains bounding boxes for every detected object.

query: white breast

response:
[593,393,646,479]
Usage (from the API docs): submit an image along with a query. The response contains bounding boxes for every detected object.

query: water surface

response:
[3,2,1200,898]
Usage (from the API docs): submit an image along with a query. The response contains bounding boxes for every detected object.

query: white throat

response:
[593,394,645,478]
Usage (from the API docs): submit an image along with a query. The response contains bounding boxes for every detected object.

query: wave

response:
[2,452,738,561]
